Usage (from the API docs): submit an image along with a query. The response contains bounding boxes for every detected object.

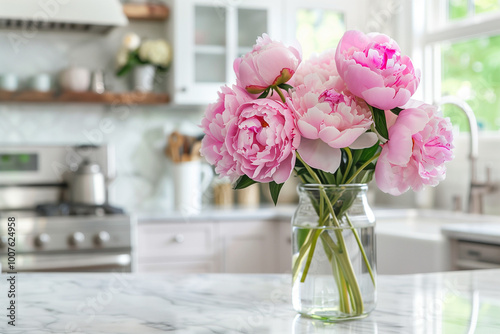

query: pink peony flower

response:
[225,98,300,184]
[375,103,454,195]
[294,49,338,86]
[335,30,420,110]
[291,74,377,173]
[234,34,301,95]
[200,85,252,181]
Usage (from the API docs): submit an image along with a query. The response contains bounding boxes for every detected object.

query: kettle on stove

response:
[70,159,107,205]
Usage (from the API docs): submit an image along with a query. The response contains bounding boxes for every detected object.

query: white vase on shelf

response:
[132,64,155,92]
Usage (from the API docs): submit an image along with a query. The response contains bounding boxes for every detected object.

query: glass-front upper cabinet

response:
[167,0,281,105]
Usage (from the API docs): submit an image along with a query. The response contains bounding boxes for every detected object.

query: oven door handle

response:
[8,253,131,272]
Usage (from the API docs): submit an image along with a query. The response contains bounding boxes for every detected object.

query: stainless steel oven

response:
[0,145,134,273]
[0,214,134,272]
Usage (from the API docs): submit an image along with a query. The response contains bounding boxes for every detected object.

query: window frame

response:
[408,0,500,109]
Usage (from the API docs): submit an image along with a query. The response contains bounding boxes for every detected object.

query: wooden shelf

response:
[123,3,169,21]
[0,90,170,105]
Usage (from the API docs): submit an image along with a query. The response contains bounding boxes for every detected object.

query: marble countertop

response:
[3,269,500,333]
[135,205,296,223]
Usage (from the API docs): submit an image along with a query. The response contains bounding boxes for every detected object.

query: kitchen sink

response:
[375,209,500,275]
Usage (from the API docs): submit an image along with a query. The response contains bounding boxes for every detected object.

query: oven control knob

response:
[94,231,110,246]
[35,233,51,248]
[68,232,85,246]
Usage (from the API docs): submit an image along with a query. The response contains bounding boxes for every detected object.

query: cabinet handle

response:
[173,234,185,243]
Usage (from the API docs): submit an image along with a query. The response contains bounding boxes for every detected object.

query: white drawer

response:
[138,222,214,260]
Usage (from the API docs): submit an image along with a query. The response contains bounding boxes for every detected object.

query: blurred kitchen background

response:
[0,0,500,274]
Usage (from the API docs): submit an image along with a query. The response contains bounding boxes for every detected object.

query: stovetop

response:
[35,202,125,217]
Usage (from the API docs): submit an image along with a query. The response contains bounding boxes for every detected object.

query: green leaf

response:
[391,107,404,115]
[351,149,363,165]
[356,141,381,164]
[277,83,294,92]
[269,181,284,205]
[372,107,389,140]
[116,64,131,77]
[258,88,270,99]
[234,175,257,189]
[335,170,343,185]
[320,170,336,184]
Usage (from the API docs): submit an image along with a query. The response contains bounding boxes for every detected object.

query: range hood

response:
[0,0,128,34]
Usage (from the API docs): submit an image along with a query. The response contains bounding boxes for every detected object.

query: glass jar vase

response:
[292,184,377,321]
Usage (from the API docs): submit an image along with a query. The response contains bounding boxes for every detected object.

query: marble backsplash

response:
[0,103,204,212]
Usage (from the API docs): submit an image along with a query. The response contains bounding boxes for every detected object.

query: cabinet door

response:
[138,222,215,260]
[277,219,292,273]
[218,220,278,273]
[169,0,281,105]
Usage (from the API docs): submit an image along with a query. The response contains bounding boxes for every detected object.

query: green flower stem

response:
[341,148,353,184]
[292,228,325,284]
[320,231,364,314]
[328,251,349,313]
[345,214,376,286]
[321,231,364,314]
[274,86,286,103]
[300,229,323,283]
[345,152,381,184]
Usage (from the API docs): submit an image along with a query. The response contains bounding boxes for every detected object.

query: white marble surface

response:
[2,269,500,333]
[136,205,296,223]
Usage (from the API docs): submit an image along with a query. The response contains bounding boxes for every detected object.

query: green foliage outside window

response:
[441,35,500,131]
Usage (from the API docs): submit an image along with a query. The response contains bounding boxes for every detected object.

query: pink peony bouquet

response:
[200,30,454,202]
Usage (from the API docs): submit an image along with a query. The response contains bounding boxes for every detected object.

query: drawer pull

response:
[173,234,185,243]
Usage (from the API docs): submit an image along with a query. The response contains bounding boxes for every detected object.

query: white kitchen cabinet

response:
[217,220,278,273]
[277,219,292,273]
[136,218,287,274]
[164,0,281,105]
[137,222,218,273]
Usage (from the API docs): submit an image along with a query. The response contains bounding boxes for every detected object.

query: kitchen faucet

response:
[437,96,496,214]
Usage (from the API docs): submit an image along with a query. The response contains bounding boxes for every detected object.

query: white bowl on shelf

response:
[59,67,90,92]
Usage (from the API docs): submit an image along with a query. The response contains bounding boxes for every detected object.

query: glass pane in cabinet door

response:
[296,9,345,59]
[238,9,267,56]
[195,54,226,83]
[195,6,226,46]
[195,6,226,83]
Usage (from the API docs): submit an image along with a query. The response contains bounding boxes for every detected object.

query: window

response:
[419,0,500,131]
[295,9,345,59]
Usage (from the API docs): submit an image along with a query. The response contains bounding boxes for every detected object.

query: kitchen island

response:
[2,269,500,333]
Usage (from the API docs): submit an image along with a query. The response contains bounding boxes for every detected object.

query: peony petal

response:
[298,138,341,173]
[320,127,366,148]
[350,132,378,149]
[297,119,320,139]
[375,148,406,195]
[273,152,296,184]
[362,86,411,110]
[342,64,385,98]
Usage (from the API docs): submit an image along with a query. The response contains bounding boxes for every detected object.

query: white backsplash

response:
[0,103,204,212]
